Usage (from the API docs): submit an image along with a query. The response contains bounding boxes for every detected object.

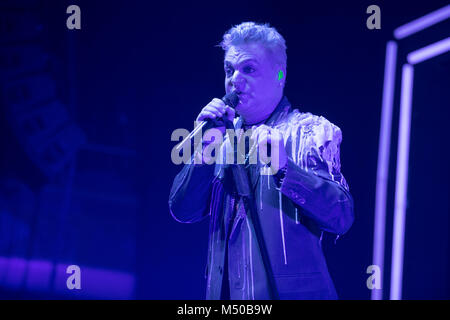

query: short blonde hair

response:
[220,22,287,68]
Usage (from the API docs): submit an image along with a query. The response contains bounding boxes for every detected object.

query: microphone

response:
[175,92,240,151]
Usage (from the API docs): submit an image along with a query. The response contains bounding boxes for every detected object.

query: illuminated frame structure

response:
[372,5,450,300]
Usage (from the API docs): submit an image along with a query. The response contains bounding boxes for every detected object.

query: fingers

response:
[197,110,217,121]
[197,98,235,122]
[225,105,235,122]
[250,125,272,142]
[248,125,268,164]
[251,126,283,142]
[249,126,284,165]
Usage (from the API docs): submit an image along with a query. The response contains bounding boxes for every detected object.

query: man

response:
[169,22,354,299]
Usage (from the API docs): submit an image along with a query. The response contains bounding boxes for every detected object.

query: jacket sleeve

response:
[168,158,217,223]
[279,118,354,235]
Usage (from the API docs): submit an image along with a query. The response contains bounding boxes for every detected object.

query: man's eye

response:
[243,66,255,74]
[225,68,233,76]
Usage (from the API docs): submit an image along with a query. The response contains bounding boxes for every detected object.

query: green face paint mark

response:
[278,70,284,81]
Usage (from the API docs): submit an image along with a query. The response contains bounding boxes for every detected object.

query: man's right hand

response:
[192,98,235,164]
[196,98,235,134]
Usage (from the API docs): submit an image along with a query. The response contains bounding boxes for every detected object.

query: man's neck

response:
[242,117,267,129]
[241,96,283,126]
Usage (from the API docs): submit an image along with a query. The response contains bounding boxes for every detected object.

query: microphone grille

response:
[222,92,240,109]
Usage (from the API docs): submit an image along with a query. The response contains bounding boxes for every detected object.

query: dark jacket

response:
[169,97,354,299]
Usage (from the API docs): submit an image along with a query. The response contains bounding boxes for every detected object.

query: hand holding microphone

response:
[175,92,239,151]
[196,98,236,134]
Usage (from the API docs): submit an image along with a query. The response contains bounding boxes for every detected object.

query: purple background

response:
[0,0,448,299]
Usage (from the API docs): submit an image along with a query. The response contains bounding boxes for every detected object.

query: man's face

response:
[224,43,284,124]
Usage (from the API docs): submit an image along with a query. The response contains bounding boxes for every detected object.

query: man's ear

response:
[277,70,284,81]
[277,65,286,87]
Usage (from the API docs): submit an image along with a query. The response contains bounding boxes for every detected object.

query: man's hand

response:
[193,98,235,164]
[250,125,287,174]
[196,98,235,134]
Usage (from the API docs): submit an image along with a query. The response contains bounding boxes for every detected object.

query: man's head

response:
[220,22,287,125]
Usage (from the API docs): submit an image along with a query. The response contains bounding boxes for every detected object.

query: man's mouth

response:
[233,90,244,98]
[237,93,248,104]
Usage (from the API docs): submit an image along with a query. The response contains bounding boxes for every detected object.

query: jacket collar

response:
[235,96,292,131]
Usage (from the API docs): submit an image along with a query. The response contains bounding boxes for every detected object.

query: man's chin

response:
[236,101,250,113]
[235,105,247,117]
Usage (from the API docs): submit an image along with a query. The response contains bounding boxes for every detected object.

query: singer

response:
[169,22,354,300]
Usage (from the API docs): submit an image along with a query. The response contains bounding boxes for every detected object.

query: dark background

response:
[0,0,448,299]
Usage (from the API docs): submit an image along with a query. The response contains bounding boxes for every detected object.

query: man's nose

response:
[231,71,245,91]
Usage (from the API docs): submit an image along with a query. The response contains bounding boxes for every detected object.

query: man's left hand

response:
[250,125,287,174]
